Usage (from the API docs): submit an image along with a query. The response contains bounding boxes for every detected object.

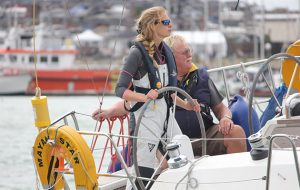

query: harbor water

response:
[0,95,122,189]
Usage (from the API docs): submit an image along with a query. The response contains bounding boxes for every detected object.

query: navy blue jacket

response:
[176,68,223,138]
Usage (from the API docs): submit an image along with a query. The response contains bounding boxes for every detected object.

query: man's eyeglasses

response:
[177,47,192,57]
[161,19,171,26]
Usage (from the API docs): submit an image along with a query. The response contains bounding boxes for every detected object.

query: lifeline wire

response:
[175,155,266,189]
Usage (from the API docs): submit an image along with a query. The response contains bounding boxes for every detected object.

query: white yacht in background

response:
[0,24,77,95]
[0,67,31,94]
[0,24,113,95]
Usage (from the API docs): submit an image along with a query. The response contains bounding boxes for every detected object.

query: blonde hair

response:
[164,35,185,52]
[136,6,166,68]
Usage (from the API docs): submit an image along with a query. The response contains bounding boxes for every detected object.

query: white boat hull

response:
[0,73,31,94]
[152,150,300,190]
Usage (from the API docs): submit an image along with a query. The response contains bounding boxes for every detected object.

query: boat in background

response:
[27,69,113,95]
[0,68,31,94]
[0,24,114,95]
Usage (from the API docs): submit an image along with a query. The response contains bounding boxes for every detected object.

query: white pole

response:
[204,0,209,66]
[260,0,265,59]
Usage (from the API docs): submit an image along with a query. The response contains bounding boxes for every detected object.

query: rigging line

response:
[146,151,169,189]
[98,0,128,112]
[175,156,208,190]
[234,0,240,11]
[75,152,98,186]
[63,0,128,133]
[63,0,99,97]
[91,144,130,152]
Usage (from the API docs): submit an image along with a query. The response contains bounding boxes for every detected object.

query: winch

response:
[248,132,269,160]
[166,142,188,169]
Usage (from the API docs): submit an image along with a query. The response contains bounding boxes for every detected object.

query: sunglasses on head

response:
[161,19,171,26]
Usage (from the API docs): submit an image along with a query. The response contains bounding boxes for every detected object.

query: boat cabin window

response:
[9,55,17,63]
[29,56,34,63]
[51,56,59,64]
[40,56,48,63]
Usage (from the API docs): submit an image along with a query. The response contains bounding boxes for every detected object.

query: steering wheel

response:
[248,53,300,134]
[132,86,206,190]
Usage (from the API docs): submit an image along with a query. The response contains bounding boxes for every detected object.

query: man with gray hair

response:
[164,35,246,155]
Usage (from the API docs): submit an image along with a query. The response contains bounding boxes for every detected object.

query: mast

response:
[260,0,265,59]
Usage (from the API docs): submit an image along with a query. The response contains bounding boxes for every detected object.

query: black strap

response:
[160,102,170,140]
[47,156,59,188]
[160,93,173,141]
[200,103,210,114]
[47,156,55,185]
[128,102,145,112]
[134,42,161,89]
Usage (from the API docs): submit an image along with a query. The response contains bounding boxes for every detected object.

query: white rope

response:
[76,152,98,187]
[236,64,265,113]
[32,148,42,190]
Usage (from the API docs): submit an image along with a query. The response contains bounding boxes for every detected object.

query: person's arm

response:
[115,47,159,102]
[122,88,158,102]
[212,102,233,135]
[208,77,233,135]
[212,102,232,121]
[171,93,200,112]
[92,100,128,121]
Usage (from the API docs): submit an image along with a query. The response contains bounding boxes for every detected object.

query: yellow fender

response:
[33,125,98,189]
[282,40,300,92]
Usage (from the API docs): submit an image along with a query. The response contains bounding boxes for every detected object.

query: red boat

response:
[27,69,116,95]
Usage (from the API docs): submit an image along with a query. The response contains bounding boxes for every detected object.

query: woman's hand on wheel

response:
[146,89,158,100]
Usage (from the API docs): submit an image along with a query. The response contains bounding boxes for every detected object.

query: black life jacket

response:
[128,41,177,112]
[134,41,177,89]
[177,68,214,129]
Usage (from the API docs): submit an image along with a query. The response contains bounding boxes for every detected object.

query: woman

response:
[115,6,198,189]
